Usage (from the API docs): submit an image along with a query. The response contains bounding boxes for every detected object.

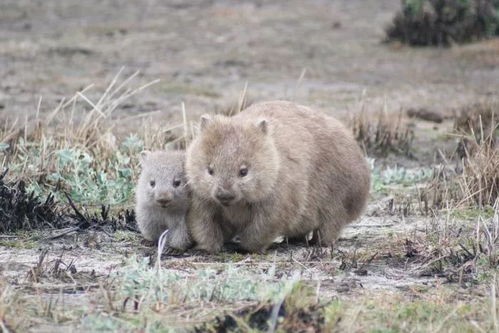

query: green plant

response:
[0,71,184,206]
[387,0,499,46]
[116,257,296,305]
[369,158,433,193]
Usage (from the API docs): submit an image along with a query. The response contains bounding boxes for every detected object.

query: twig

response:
[458,243,474,259]
[411,255,448,273]
[65,193,87,224]
[43,227,80,240]
[358,251,379,270]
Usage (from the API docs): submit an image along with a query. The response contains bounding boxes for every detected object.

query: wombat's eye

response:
[149,180,156,187]
[239,166,248,177]
[207,166,214,175]
[173,179,181,187]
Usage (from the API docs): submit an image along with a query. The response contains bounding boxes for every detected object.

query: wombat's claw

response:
[141,239,156,247]
[162,247,185,257]
[188,248,212,256]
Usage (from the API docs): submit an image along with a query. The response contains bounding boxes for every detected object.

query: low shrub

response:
[386,0,499,46]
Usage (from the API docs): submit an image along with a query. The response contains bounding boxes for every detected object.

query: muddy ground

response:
[1,0,498,332]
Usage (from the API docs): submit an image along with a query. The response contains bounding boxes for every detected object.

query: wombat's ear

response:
[139,150,151,164]
[200,114,212,131]
[256,119,268,135]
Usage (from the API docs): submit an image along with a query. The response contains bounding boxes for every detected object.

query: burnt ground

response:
[1,0,499,332]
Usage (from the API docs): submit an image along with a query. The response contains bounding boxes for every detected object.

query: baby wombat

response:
[135,150,192,250]
[186,100,370,253]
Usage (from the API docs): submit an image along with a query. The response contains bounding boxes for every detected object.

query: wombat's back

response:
[236,101,370,240]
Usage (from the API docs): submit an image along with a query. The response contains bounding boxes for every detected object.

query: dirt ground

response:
[1,0,498,332]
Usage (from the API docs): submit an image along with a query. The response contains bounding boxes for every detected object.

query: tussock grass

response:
[424,102,498,208]
[455,100,498,146]
[458,139,499,207]
[352,109,414,157]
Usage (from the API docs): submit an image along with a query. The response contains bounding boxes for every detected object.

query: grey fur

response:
[135,150,192,250]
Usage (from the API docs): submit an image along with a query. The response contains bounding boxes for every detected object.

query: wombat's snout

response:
[155,193,173,207]
[215,189,236,206]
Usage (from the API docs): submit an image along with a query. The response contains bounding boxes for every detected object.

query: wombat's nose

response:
[215,191,235,204]
[156,198,171,206]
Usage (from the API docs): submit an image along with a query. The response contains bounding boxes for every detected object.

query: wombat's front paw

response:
[163,247,186,257]
[187,248,211,256]
[168,239,193,252]
[141,238,157,247]
[194,243,222,254]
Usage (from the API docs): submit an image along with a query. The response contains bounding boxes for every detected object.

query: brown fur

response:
[186,101,370,253]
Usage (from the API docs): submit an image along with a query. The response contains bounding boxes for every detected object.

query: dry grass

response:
[409,202,499,282]
[422,101,498,209]
[214,83,252,117]
[351,108,414,157]
[458,139,499,208]
[455,100,498,146]
[0,69,186,178]
[0,70,192,206]
[423,146,498,209]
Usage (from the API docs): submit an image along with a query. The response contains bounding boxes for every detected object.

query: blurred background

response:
[2,0,499,130]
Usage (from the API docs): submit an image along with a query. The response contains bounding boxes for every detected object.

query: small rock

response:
[354,268,368,276]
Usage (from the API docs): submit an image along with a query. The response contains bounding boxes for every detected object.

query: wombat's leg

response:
[187,197,224,253]
[238,210,279,253]
[167,218,193,251]
[312,209,348,247]
[138,217,167,244]
[288,209,319,245]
